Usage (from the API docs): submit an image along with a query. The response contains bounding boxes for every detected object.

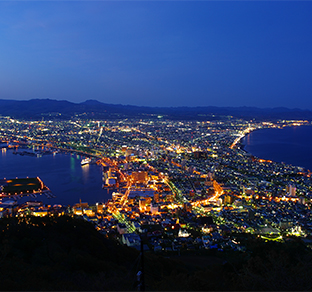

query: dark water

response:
[243,125,312,171]
[0,149,111,206]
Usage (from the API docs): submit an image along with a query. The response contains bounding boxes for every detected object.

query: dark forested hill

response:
[0,216,189,291]
[0,216,312,291]
[1,98,312,120]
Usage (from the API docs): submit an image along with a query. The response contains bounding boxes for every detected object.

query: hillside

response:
[1,216,312,290]
[0,215,213,291]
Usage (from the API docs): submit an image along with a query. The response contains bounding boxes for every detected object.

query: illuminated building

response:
[299,196,306,204]
[183,202,192,212]
[74,207,83,215]
[84,208,95,217]
[150,203,159,214]
[166,194,174,202]
[121,145,127,152]
[96,203,104,213]
[223,194,234,205]
[131,171,148,184]
[32,209,48,217]
[153,192,160,203]
[139,198,146,212]
[287,184,296,197]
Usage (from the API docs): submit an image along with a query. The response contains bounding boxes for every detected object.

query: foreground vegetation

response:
[0,216,312,291]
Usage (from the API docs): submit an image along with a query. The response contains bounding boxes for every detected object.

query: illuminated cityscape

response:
[1,115,312,254]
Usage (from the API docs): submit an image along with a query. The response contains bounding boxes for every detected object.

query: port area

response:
[0,177,55,200]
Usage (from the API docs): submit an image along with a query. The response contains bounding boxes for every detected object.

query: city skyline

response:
[1,1,312,109]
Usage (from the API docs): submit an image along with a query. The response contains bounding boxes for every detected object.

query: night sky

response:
[0,1,311,109]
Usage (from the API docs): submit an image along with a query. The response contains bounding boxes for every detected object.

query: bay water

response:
[0,149,111,206]
[243,125,312,171]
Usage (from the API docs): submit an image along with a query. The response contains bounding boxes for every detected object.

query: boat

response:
[81,157,91,165]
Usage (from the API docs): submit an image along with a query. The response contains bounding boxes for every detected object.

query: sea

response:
[0,148,112,206]
[242,125,312,171]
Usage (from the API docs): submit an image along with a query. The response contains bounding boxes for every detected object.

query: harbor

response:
[0,147,110,206]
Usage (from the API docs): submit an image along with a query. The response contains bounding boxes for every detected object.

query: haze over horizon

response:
[1,1,312,110]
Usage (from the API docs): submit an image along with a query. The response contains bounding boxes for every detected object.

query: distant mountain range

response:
[0,98,312,121]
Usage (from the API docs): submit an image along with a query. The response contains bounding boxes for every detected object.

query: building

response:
[117,223,128,234]
[122,233,141,247]
[139,198,147,212]
[183,202,192,212]
[131,171,148,184]
[128,189,155,199]
[193,151,208,159]
[150,203,159,214]
[287,184,297,197]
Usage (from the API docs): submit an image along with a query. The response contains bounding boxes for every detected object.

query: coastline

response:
[239,124,312,171]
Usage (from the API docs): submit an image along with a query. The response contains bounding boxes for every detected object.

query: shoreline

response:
[239,124,312,171]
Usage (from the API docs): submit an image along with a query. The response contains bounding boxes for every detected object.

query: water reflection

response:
[82,164,89,182]
[70,156,76,171]
[1,150,109,205]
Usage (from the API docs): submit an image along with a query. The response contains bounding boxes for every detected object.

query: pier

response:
[0,177,55,200]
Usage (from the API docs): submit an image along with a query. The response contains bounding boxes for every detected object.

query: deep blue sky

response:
[0,1,312,109]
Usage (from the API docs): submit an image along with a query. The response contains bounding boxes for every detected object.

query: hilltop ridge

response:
[1,98,312,120]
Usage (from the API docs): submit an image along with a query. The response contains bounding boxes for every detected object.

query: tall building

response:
[287,184,296,197]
